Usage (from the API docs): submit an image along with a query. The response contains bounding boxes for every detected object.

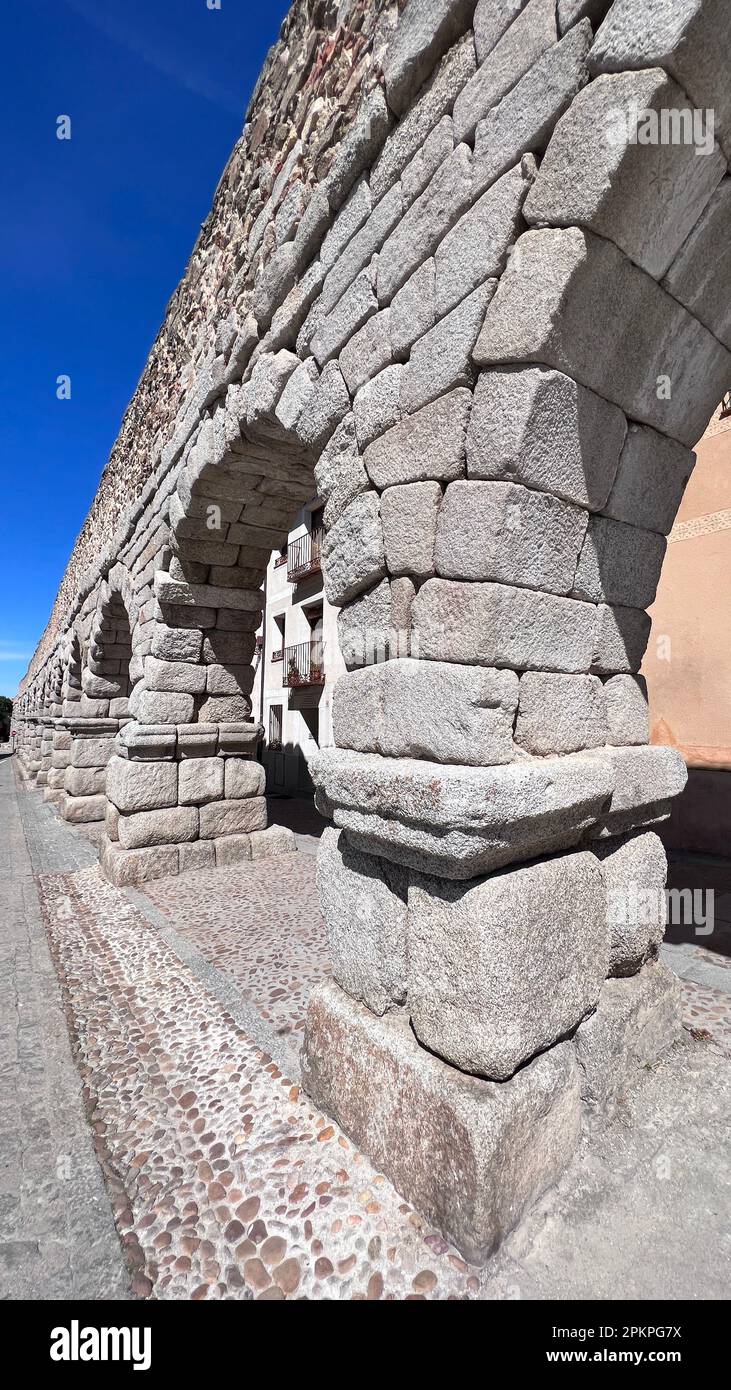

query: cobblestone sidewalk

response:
[4,756,730,1300]
[0,752,128,1299]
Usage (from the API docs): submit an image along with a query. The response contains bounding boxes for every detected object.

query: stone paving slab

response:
[0,753,129,1300]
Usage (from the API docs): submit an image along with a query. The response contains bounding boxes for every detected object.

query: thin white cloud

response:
[61,0,245,115]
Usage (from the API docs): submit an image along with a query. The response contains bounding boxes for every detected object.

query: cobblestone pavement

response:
[0,751,129,1299]
[4,759,731,1300]
[144,838,731,1067]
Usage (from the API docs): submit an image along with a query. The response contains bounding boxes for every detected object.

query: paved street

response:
[1,749,730,1300]
[0,748,128,1299]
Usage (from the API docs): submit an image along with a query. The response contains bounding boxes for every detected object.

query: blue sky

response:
[0,0,289,697]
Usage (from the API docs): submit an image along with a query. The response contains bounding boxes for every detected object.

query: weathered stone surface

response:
[313,415,369,529]
[336,579,393,669]
[321,491,386,606]
[364,387,470,487]
[117,805,198,850]
[316,828,408,1015]
[413,578,597,672]
[249,824,297,858]
[588,0,731,161]
[409,849,607,1079]
[435,158,534,316]
[474,227,731,448]
[179,839,216,874]
[573,516,666,609]
[474,0,529,65]
[596,831,667,977]
[301,981,581,1264]
[353,364,404,449]
[128,688,194,725]
[377,145,474,304]
[382,0,477,118]
[662,178,731,351]
[402,114,455,207]
[155,573,264,614]
[144,656,207,694]
[318,184,404,318]
[202,630,257,666]
[604,674,650,747]
[295,361,351,451]
[82,671,124,699]
[372,34,476,200]
[592,603,652,676]
[524,69,726,279]
[333,658,519,766]
[574,960,681,1113]
[248,350,299,423]
[214,833,252,865]
[224,758,266,799]
[205,663,255,696]
[390,259,436,360]
[177,724,218,758]
[381,481,441,580]
[557,0,612,34]
[199,797,267,838]
[106,755,178,813]
[602,424,695,536]
[339,310,393,396]
[275,357,319,432]
[117,721,177,761]
[467,366,626,510]
[595,745,688,838]
[311,269,378,367]
[178,757,224,806]
[311,746,614,877]
[70,736,117,769]
[320,176,371,271]
[198,694,252,723]
[64,766,107,797]
[453,0,558,143]
[473,21,592,194]
[101,838,179,887]
[401,281,496,414]
[324,85,392,207]
[216,722,263,756]
[435,479,588,593]
[516,672,607,755]
[61,792,108,824]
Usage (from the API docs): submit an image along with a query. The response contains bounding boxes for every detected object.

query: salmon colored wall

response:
[643,405,731,770]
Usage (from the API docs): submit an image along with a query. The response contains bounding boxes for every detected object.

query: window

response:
[271,613,285,661]
[269,704,283,749]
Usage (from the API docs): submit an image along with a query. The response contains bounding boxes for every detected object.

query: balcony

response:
[282,639,325,689]
[287,529,322,583]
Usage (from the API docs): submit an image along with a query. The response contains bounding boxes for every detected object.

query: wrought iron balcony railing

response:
[282,639,325,689]
[287,529,322,582]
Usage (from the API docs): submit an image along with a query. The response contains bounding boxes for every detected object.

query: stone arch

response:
[18,0,731,1261]
[61,572,138,825]
[36,651,65,791]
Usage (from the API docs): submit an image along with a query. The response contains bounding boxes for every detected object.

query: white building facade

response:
[252,498,346,796]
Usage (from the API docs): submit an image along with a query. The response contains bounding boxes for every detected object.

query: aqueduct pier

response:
[14,0,731,1262]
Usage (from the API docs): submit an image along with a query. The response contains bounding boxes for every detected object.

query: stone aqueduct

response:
[14,0,731,1260]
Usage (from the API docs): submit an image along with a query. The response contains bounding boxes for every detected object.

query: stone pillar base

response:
[301,981,582,1265]
[574,959,682,1118]
[100,822,297,886]
[61,792,107,824]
